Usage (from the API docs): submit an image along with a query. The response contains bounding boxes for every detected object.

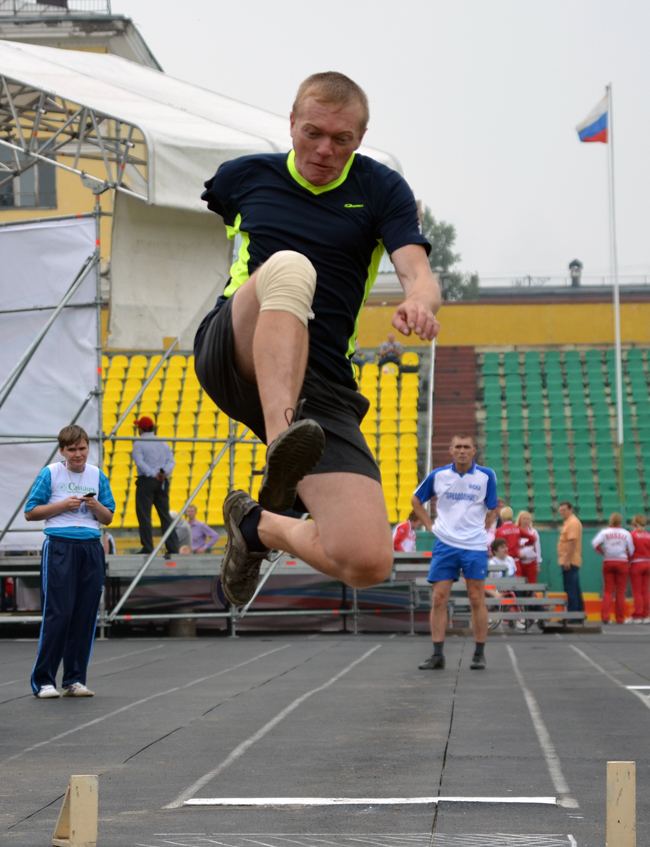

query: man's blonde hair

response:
[293,71,369,132]
[500,506,513,521]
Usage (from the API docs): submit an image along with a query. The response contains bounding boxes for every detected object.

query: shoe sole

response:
[470,663,486,670]
[221,490,266,606]
[36,692,61,698]
[258,420,325,513]
[62,690,94,696]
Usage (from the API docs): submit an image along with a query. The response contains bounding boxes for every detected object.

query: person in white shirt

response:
[592,512,634,624]
[392,511,422,552]
[489,537,517,578]
[411,433,498,671]
[516,510,542,584]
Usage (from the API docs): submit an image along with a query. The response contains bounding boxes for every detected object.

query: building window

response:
[0,145,57,209]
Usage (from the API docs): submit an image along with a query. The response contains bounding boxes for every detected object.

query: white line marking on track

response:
[183,796,557,806]
[91,644,164,664]
[568,837,577,847]
[570,644,650,710]
[626,685,650,689]
[1,645,289,765]
[0,679,20,687]
[167,644,382,809]
[507,646,578,809]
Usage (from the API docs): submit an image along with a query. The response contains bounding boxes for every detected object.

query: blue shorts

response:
[427,539,488,583]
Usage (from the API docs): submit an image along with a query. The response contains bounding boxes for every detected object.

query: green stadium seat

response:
[592,413,611,430]
[549,417,567,431]
[565,350,581,365]
[574,456,593,473]
[482,353,500,375]
[550,431,570,448]
[601,497,620,515]
[533,503,554,522]
[638,429,650,444]
[546,389,565,406]
[484,417,503,433]
[627,349,643,362]
[578,504,599,522]
[556,486,576,504]
[527,431,547,447]
[594,430,612,446]
[526,387,544,405]
[585,349,602,363]
[572,429,591,446]
[503,351,520,372]
[545,351,561,366]
[547,400,565,418]
[527,415,546,432]
[572,444,592,461]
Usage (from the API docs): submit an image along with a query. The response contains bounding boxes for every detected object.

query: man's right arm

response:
[133,441,156,477]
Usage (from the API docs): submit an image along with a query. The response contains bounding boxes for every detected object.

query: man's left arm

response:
[391,244,441,342]
[84,470,115,526]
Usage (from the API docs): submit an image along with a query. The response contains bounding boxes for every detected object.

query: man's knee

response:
[255,250,317,327]
[336,544,393,589]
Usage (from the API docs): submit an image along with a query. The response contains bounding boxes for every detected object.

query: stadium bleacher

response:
[480,347,650,523]
[102,351,423,530]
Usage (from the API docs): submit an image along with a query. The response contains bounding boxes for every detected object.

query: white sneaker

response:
[36,684,61,699]
[643,618,650,624]
[633,618,643,625]
[623,618,634,625]
[62,682,94,697]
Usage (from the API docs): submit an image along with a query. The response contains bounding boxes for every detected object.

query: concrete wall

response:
[358,299,650,349]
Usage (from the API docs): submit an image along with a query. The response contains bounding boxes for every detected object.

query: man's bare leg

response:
[418,579,452,670]
[466,578,488,668]
[257,472,393,588]
[231,273,308,443]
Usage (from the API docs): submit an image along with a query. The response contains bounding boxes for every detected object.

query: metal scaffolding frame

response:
[0,72,150,202]
[0,203,104,545]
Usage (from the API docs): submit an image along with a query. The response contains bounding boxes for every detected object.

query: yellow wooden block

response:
[52,774,98,847]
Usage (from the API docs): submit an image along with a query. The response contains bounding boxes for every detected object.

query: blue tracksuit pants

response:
[31,535,105,693]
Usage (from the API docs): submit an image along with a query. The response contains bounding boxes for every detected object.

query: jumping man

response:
[195,72,440,604]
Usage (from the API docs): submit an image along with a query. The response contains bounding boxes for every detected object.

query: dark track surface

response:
[2,628,649,846]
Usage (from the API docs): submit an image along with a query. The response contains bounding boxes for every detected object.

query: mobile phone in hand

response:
[82,491,97,499]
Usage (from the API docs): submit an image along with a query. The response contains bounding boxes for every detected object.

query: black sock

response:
[474,642,485,657]
[239,506,268,553]
[433,641,444,656]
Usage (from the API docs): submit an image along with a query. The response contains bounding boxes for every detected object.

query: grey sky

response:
[113,0,650,279]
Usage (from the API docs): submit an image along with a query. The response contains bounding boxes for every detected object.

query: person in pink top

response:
[592,512,634,625]
[515,510,542,585]
[629,514,650,624]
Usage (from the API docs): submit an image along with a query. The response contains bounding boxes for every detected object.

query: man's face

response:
[494,545,507,560]
[186,506,197,521]
[290,96,366,186]
[60,440,89,471]
[559,504,571,521]
[449,438,476,467]
[387,333,396,343]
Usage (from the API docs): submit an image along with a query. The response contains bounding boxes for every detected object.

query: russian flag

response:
[576,94,609,143]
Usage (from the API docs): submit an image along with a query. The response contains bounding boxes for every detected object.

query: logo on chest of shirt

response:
[344,204,364,208]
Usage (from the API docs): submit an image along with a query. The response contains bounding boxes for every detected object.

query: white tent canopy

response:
[0,40,401,213]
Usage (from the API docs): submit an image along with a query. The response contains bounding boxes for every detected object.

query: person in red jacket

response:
[630,514,650,623]
[494,507,536,577]
[393,512,422,552]
[592,512,634,625]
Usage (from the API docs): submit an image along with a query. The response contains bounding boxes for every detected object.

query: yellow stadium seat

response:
[387,507,398,523]
[157,424,175,438]
[398,446,417,461]
[177,411,195,426]
[380,407,398,421]
[401,373,419,386]
[174,449,192,463]
[363,363,379,378]
[201,396,218,412]
[235,443,254,460]
[138,405,158,419]
[400,433,418,447]
[182,384,200,398]
[110,463,130,478]
[126,366,145,380]
[381,459,398,476]
[399,420,417,434]
[153,412,172,427]
[364,434,377,452]
[111,452,130,467]
[195,424,215,439]
[379,447,397,462]
[194,449,212,464]
[174,461,191,476]
[113,440,132,454]
[400,407,418,421]
[103,440,113,455]
[106,378,122,393]
[180,399,199,413]
[103,400,118,414]
[380,433,398,448]
[402,352,419,366]
[381,363,399,376]
[174,424,193,439]
[164,376,182,391]
[103,414,117,432]
[379,420,397,434]
[398,507,412,521]
[399,460,418,477]
[102,354,109,369]
[111,354,128,368]
[360,419,377,435]
[159,400,178,414]
[103,392,121,407]
[198,410,216,424]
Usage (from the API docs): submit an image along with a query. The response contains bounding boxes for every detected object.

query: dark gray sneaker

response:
[221,490,268,606]
[470,653,487,670]
[419,654,445,670]
[258,417,325,513]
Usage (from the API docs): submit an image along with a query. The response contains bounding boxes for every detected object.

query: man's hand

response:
[82,495,98,512]
[391,243,441,342]
[196,546,206,554]
[62,496,83,512]
[562,564,571,571]
[156,471,167,482]
[392,299,440,341]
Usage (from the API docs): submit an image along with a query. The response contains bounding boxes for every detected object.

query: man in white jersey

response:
[411,434,498,671]
[25,425,115,698]
[592,512,634,625]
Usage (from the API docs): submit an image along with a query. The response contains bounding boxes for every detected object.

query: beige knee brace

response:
[255,250,316,327]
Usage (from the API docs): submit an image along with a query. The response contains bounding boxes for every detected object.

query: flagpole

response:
[607,82,626,517]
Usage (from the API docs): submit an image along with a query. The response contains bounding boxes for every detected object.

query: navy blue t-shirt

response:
[199,150,430,389]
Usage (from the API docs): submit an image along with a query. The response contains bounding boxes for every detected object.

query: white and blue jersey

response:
[414,462,498,552]
[25,461,115,539]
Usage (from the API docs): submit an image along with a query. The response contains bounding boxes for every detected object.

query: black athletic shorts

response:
[194,295,381,485]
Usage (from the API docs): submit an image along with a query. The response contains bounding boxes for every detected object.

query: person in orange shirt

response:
[557,501,584,620]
